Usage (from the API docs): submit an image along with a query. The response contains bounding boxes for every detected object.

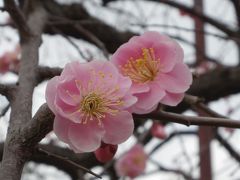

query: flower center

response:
[81,92,105,119]
[80,91,122,125]
[121,48,160,83]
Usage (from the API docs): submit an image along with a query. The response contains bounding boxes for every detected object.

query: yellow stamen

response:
[121,48,160,83]
[80,92,122,125]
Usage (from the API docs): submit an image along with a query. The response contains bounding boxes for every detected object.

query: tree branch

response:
[134,111,240,128]
[149,0,239,40]
[0,83,15,101]
[0,1,48,179]
[3,0,30,37]
[38,148,102,179]
[215,132,240,164]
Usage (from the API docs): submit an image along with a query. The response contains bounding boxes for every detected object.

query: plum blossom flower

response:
[45,60,137,152]
[111,31,192,114]
[94,142,118,163]
[115,144,147,178]
[151,122,167,140]
[0,46,20,74]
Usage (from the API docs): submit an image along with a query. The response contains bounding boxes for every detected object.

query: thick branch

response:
[0,83,15,101]
[37,66,62,83]
[0,143,100,180]
[22,104,54,145]
[0,1,48,180]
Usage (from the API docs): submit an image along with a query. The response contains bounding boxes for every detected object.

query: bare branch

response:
[149,159,196,180]
[149,0,239,39]
[37,66,62,83]
[38,148,102,179]
[216,132,240,164]
[3,0,30,37]
[0,1,48,179]
[22,103,54,145]
[134,111,240,128]
[0,104,10,118]
[0,83,15,100]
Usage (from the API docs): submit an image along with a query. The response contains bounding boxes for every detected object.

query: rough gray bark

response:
[0,1,48,180]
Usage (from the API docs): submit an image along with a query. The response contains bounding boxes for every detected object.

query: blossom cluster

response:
[45,31,192,177]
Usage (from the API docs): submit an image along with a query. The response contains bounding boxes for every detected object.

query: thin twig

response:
[50,25,89,60]
[149,158,196,180]
[38,148,102,179]
[132,23,228,40]
[3,0,30,37]
[216,132,240,164]
[74,24,109,58]
[150,131,197,155]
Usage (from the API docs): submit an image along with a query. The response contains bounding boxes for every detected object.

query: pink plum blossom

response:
[45,60,137,152]
[115,144,147,178]
[94,142,118,163]
[0,46,20,74]
[111,31,192,114]
[151,122,167,140]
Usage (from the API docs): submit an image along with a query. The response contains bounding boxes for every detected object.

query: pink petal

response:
[45,76,59,113]
[57,78,81,106]
[53,115,71,143]
[133,84,166,113]
[89,60,119,91]
[102,111,134,145]
[160,92,184,106]
[111,41,143,68]
[130,83,150,94]
[121,94,138,110]
[152,41,183,73]
[54,116,82,152]
[54,96,78,118]
[130,31,172,47]
[63,61,92,88]
[156,63,192,93]
[132,103,158,114]
[61,61,85,78]
[68,121,105,152]
[113,75,132,98]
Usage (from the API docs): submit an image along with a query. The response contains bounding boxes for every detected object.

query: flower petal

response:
[131,83,150,94]
[57,78,81,106]
[132,103,158,114]
[156,63,192,93]
[152,41,183,73]
[102,111,134,145]
[121,94,138,109]
[45,76,59,113]
[111,41,143,68]
[53,115,71,144]
[68,121,105,152]
[129,31,172,47]
[133,84,166,113]
[160,92,184,106]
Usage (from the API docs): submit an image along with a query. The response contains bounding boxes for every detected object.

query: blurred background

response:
[0,0,240,179]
